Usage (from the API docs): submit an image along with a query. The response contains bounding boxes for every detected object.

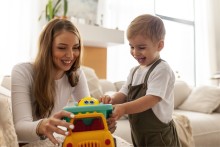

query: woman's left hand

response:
[107,116,117,133]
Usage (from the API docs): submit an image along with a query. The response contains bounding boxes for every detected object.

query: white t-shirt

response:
[120,61,175,123]
[11,62,90,142]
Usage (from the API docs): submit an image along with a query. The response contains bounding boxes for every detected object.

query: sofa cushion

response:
[0,86,11,97]
[178,85,220,113]
[0,93,18,146]
[114,81,125,91]
[1,75,11,90]
[81,66,103,98]
[99,79,117,94]
[174,80,192,108]
[214,105,220,113]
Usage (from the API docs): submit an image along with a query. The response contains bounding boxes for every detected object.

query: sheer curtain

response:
[195,0,220,85]
[0,0,41,81]
[206,0,220,83]
[102,0,155,82]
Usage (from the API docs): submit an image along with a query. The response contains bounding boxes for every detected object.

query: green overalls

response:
[127,59,181,147]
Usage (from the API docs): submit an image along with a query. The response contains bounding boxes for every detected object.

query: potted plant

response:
[39,0,68,21]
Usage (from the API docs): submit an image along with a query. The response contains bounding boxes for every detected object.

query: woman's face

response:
[52,31,80,79]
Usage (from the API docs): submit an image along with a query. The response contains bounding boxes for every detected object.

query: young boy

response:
[100,14,181,147]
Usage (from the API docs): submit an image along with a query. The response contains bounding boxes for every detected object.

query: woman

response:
[11,18,116,146]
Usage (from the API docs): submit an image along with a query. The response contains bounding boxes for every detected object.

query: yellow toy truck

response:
[62,97,116,147]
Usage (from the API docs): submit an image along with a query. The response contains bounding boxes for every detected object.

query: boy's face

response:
[128,34,164,66]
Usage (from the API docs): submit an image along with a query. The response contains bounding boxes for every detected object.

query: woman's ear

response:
[158,40,164,51]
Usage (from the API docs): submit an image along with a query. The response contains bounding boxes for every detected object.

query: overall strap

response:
[128,66,140,89]
[131,66,140,83]
[143,59,162,89]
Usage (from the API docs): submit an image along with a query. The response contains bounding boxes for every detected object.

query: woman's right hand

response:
[37,110,75,145]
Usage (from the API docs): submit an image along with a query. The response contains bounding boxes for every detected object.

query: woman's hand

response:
[37,110,74,145]
[107,116,117,133]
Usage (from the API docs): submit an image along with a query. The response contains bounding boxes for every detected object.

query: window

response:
[155,0,195,85]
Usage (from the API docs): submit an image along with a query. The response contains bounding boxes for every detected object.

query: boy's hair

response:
[127,14,166,43]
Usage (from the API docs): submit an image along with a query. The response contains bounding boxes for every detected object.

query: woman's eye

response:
[72,47,80,52]
[58,47,66,50]
[72,47,79,50]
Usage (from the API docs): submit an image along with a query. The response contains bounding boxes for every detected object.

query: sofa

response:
[1,66,220,147]
[104,80,220,147]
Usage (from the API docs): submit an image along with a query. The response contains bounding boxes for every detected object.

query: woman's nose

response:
[65,49,73,58]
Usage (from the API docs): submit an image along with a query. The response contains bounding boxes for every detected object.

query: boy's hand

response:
[111,104,126,120]
[99,95,112,104]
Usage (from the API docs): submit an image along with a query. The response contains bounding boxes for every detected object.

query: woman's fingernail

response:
[70,114,74,118]
[65,131,69,136]
[55,143,59,146]
[69,124,74,129]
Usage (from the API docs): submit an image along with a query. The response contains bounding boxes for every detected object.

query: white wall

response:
[0,1,41,81]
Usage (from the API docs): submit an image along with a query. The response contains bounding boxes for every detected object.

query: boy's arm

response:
[111,92,127,104]
[99,92,127,104]
[112,95,161,120]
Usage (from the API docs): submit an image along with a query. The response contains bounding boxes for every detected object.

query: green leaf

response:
[48,0,53,20]
[64,0,68,16]
[38,0,68,21]
[53,0,61,14]
[54,4,61,16]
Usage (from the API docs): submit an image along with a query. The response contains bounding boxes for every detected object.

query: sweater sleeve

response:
[11,63,40,142]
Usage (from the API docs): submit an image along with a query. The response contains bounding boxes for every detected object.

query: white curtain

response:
[207,0,220,73]
[195,0,220,85]
[101,0,155,82]
[0,0,41,81]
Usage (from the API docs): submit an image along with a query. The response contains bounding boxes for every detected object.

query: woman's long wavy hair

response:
[33,18,83,118]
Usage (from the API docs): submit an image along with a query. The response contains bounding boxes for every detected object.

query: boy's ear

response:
[158,40,164,51]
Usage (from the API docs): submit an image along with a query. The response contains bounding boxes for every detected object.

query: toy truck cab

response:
[62,97,115,147]
[62,112,115,147]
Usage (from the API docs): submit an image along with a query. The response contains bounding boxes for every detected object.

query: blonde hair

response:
[33,18,83,118]
[127,14,166,43]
